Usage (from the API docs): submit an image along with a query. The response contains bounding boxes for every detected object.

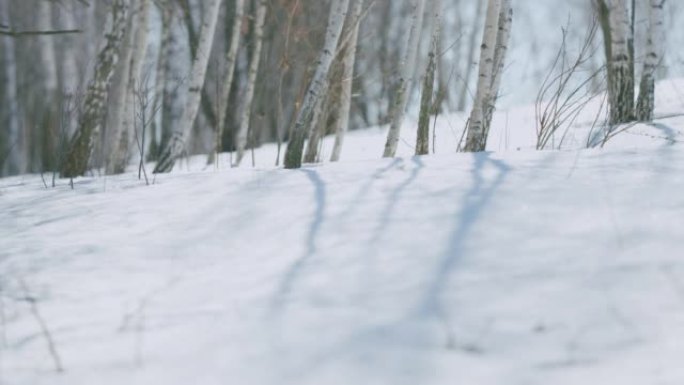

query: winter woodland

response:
[1,0,684,384]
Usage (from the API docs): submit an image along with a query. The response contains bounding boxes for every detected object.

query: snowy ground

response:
[1,80,684,384]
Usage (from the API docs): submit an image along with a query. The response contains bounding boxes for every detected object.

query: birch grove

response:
[284,0,350,169]
[2,0,681,179]
[153,0,223,173]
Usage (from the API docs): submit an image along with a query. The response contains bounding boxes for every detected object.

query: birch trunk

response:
[608,0,634,124]
[209,0,244,166]
[104,0,137,174]
[483,0,512,135]
[159,7,186,160]
[234,0,266,167]
[383,0,427,158]
[595,0,612,97]
[153,0,223,173]
[149,0,173,160]
[179,0,218,131]
[284,0,350,169]
[61,0,129,178]
[456,0,484,112]
[464,0,500,152]
[108,0,150,174]
[416,0,441,156]
[303,82,330,163]
[636,0,665,121]
[0,0,22,175]
[331,0,364,162]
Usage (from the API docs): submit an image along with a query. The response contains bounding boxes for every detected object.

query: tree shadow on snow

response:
[270,168,327,312]
[272,152,507,384]
[339,157,404,220]
[416,153,511,319]
[264,155,509,384]
[369,157,425,246]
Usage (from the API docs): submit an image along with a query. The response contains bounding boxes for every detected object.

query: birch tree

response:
[148,0,174,160]
[416,0,441,155]
[464,0,500,152]
[331,0,364,162]
[153,0,223,173]
[607,0,634,124]
[382,0,427,158]
[108,0,150,174]
[234,0,266,167]
[209,0,245,166]
[61,0,129,178]
[303,84,330,163]
[284,0,350,169]
[483,0,512,133]
[0,0,22,175]
[105,0,139,174]
[636,0,665,121]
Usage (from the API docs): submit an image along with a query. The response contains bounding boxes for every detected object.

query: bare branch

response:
[0,29,82,37]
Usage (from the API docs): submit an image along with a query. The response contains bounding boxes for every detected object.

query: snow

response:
[1,79,684,384]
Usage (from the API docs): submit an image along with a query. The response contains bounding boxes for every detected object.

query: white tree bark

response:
[61,0,130,178]
[105,0,138,174]
[331,0,364,162]
[636,0,665,121]
[483,0,512,134]
[209,0,244,166]
[608,0,634,124]
[284,0,350,169]
[416,0,441,156]
[108,0,150,174]
[0,0,22,175]
[234,0,266,166]
[464,0,500,152]
[382,0,427,158]
[154,0,223,173]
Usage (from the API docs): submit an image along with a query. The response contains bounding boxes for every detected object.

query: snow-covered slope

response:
[1,81,684,384]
